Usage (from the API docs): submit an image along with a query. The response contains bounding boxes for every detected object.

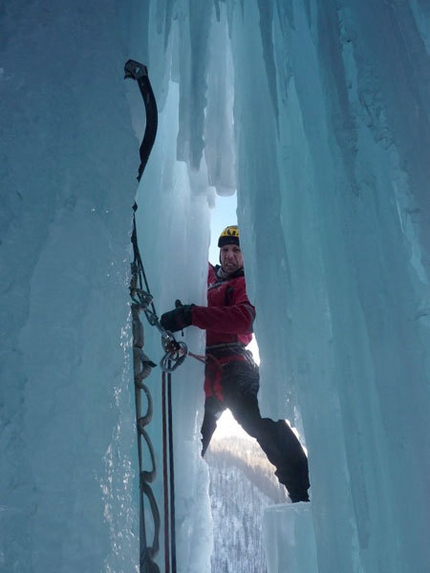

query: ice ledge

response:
[263,502,318,573]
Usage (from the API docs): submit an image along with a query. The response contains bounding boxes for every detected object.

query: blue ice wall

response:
[229,1,430,571]
[142,1,430,571]
[1,1,141,571]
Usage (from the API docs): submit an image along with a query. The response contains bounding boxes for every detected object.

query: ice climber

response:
[160,225,310,502]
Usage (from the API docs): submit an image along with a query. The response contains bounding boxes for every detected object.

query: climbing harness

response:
[125,60,186,573]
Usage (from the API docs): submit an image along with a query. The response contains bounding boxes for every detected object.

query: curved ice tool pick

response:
[124,60,159,182]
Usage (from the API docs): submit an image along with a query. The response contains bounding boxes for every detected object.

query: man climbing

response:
[160,225,310,503]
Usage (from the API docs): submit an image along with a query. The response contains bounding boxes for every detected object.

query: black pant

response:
[201,353,310,502]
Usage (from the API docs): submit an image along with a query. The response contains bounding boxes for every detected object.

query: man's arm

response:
[160,271,255,335]
[192,276,255,334]
[191,301,255,334]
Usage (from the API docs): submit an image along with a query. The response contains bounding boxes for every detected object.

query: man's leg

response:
[230,394,309,501]
[257,418,310,502]
[223,360,310,502]
[201,395,225,457]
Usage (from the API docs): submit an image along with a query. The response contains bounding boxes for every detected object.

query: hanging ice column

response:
[1,1,151,572]
[228,1,430,572]
[227,3,321,570]
[140,0,430,570]
[127,2,226,571]
[140,2,318,570]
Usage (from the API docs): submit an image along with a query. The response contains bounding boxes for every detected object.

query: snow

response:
[1,1,430,572]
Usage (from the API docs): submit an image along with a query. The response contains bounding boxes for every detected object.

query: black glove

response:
[160,303,194,333]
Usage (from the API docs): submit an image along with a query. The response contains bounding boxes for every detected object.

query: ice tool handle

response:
[124,59,158,182]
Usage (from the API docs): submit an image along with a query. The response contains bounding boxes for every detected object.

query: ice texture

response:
[1,1,430,572]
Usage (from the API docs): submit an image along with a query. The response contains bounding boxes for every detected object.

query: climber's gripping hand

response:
[160,300,194,333]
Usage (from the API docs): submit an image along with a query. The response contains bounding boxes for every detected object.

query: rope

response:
[162,371,170,573]
[188,351,207,364]
[161,368,178,573]
[167,368,177,573]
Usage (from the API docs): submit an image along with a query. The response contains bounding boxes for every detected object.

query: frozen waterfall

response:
[1,1,429,572]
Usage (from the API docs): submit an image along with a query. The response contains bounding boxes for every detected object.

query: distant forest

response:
[205,434,289,573]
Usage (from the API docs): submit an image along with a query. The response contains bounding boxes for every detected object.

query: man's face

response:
[220,243,243,275]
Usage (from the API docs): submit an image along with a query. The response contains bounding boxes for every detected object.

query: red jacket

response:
[192,264,255,347]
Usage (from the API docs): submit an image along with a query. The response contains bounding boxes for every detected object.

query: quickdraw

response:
[125,60,183,573]
[129,205,188,373]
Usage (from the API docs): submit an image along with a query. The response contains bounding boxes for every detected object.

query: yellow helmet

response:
[218,225,240,247]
